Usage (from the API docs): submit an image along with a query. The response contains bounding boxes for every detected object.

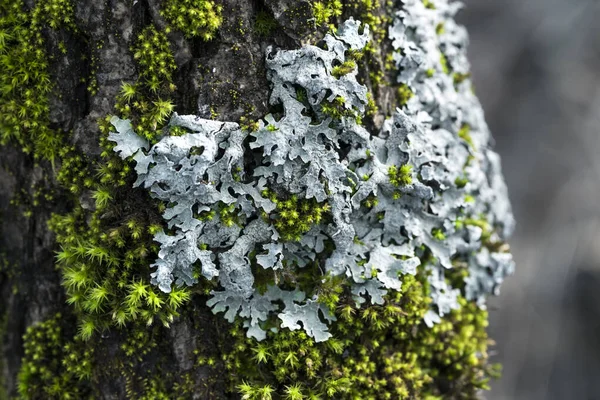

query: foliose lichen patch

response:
[109,3,514,343]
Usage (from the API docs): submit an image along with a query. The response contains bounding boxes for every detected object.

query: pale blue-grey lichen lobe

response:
[109,3,514,342]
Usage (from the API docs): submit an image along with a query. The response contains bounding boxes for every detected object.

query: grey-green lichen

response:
[109,5,514,343]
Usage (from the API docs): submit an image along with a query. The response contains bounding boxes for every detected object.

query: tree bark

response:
[0,0,510,399]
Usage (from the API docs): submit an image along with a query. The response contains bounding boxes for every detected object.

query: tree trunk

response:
[0,0,513,399]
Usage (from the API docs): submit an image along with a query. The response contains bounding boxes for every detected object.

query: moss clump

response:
[225,270,498,399]
[254,10,278,37]
[440,53,451,74]
[17,314,92,399]
[397,83,414,107]
[113,25,177,142]
[423,0,436,10]
[455,175,469,189]
[458,124,475,149]
[320,96,359,121]
[388,164,413,187]
[50,205,192,338]
[331,60,357,78]
[262,189,331,242]
[160,0,223,40]
[312,0,343,28]
[0,0,76,163]
[453,72,471,85]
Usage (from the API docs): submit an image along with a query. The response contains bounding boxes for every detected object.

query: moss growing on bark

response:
[225,270,499,399]
[1,1,509,399]
[160,0,223,40]
[0,0,76,163]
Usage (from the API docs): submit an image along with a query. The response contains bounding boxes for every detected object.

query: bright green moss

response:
[397,83,414,107]
[435,22,445,35]
[440,53,450,74]
[431,228,446,241]
[160,0,223,40]
[458,124,475,149]
[0,0,76,163]
[50,206,192,337]
[224,269,497,399]
[240,115,261,132]
[388,164,413,187]
[347,0,392,41]
[331,60,357,78]
[423,0,436,10]
[454,175,469,189]
[262,189,331,242]
[365,92,378,117]
[320,96,359,121]
[3,3,505,398]
[114,25,176,142]
[312,0,343,28]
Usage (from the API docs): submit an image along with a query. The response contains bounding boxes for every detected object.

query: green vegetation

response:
[226,271,499,399]
[160,0,223,40]
[262,189,331,242]
[0,0,76,163]
[312,0,343,28]
[17,314,91,399]
[397,83,414,107]
[115,25,176,142]
[331,60,357,78]
[0,2,503,398]
[388,164,413,187]
[321,96,360,121]
[458,124,475,149]
[254,10,278,37]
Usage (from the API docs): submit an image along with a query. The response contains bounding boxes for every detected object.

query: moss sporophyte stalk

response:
[1,0,514,398]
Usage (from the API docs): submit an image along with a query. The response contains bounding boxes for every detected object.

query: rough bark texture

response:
[0,0,506,399]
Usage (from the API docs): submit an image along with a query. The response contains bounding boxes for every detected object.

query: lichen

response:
[2,0,514,398]
[109,10,514,344]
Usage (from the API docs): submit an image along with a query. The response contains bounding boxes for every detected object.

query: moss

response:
[440,53,450,74]
[312,0,343,29]
[331,60,357,79]
[3,2,505,398]
[423,0,436,10]
[0,0,76,164]
[388,164,413,187]
[16,314,92,399]
[42,18,189,342]
[160,0,223,40]
[365,92,378,117]
[254,10,279,37]
[262,189,331,242]
[454,176,469,189]
[320,96,359,121]
[458,124,475,149]
[223,269,498,399]
[114,25,177,142]
[435,22,445,35]
[397,83,414,107]
[431,228,446,241]
[240,115,260,133]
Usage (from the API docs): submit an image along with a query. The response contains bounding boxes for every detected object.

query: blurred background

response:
[458,0,600,399]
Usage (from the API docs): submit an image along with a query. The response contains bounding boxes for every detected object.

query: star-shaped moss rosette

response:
[109,11,514,342]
